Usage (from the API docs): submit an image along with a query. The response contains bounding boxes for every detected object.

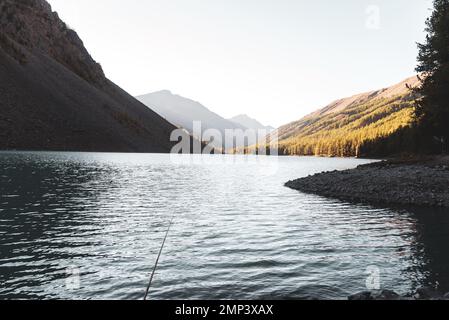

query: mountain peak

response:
[0,0,105,85]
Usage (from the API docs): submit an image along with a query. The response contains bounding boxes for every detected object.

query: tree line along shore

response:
[286,0,449,209]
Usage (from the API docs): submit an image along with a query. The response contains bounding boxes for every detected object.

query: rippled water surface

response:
[1,151,449,300]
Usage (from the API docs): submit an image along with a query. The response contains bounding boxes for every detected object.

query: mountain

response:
[0,0,178,152]
[229,114,274,133]
[275,76,421,157]
[136,90,249,148]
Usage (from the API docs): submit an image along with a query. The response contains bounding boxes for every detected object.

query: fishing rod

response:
[143,216,174,300]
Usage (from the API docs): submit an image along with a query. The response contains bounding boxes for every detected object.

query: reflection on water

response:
[0,151,449,300]
[403,206,449,292]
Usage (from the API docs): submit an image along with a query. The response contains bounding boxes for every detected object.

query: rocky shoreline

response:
[285,156,449,208]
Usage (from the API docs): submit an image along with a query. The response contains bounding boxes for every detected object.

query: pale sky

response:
[47,0,433,127]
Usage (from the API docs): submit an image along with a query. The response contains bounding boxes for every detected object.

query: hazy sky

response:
[48,0,433,127]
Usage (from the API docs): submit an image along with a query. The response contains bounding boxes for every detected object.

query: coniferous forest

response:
[276,0,449,158]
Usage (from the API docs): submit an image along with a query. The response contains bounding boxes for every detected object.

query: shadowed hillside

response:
[0,0,178,152]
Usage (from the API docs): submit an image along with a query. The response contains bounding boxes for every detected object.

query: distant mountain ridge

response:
[307,76,420,119]
[275,76,421,157]
[137,90,266,148]
[137,90,245,135]
[0,0,178,152]
[229,114,274,133]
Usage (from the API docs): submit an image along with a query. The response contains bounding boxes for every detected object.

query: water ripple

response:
[1,152,449,300]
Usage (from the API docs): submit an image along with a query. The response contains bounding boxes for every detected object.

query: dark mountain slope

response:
[0,0,177,152]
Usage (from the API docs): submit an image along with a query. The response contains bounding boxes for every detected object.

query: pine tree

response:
[415,0,449,153]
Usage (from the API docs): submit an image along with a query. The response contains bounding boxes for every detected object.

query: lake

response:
[1,151,449,300]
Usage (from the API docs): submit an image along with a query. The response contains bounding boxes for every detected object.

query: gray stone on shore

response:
[349,287,449,300]
[285,160,449,208]
[414,287,444,300]
[348,290,401,300]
